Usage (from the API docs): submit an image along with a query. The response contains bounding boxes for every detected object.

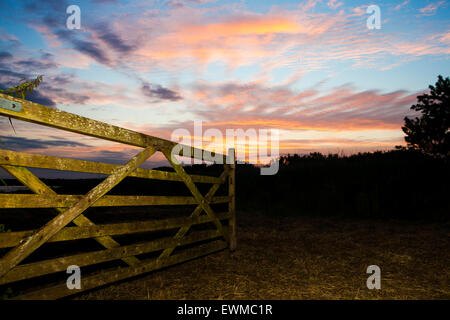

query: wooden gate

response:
[0,92,236,299]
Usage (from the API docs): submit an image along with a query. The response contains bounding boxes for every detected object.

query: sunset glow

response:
[0,0,449,168]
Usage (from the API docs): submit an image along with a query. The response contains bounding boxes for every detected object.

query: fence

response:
[0,92,236,299]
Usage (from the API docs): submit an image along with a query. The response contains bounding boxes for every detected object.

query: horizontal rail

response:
[0,92,230,163]
[15,239,228,299]
[0,228,225,285]
[0,212,231,248]
[0,194,231,208]
[1,164,141,266]
[0,149,222,184]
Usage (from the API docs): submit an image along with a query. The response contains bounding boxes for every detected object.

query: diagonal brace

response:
[0,146,155,279]
[155,148,229,264]
[156,168,230,262]
[0,165,140,266]
[161,148,226,236]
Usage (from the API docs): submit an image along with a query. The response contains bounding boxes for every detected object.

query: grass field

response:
[76,211,450,300]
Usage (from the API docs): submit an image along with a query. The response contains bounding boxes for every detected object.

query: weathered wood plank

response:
[0,194,231,208]
[0,165,141,266]
[0,149,222,184]
[161,148,226,240]
[0,147,155,278]
[0,92,237,298]
[0,228,225,285]
[0,92,230,163]
[156,167,230,263]
[14,240,228,300]
[0,212,231,248]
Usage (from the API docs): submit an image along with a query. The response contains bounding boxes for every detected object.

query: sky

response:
[0,0,449,171]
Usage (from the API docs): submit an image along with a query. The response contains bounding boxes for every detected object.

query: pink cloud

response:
[418,1,445,16]
[394,0,409,11]
[130,10,340,70]
[327,0,343,10]
[430,30,450,43]
[1,76,420,162]
[4,1,446,158]
[25,2,450,76]
[299,0,322,12]
[172,80,421,133]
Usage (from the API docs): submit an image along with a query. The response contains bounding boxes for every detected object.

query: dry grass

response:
[77,212,450,300]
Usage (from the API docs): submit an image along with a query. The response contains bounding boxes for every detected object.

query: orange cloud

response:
[183,80,419,132]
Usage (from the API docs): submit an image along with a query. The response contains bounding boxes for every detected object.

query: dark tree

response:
[402,75,450,158]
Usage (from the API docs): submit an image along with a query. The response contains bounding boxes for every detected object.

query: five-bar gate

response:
[0,92,236,299]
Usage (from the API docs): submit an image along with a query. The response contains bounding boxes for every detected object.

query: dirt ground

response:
[77,212,450,300]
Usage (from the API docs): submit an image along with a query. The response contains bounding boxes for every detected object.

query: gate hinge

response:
[0,97,22,112]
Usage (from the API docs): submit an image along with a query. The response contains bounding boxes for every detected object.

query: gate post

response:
[228,148,236,251]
